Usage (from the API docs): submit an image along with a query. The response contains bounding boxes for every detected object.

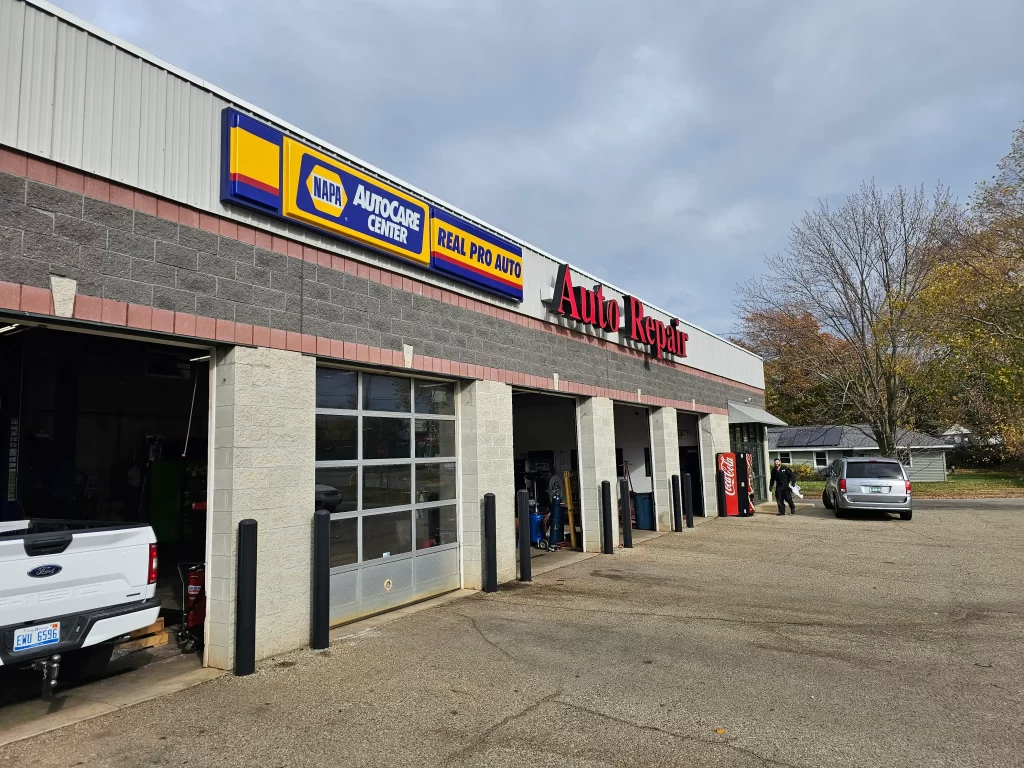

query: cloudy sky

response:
[50,0,1024,335]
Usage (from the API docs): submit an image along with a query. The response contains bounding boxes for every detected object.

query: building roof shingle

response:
[767,424,953,451]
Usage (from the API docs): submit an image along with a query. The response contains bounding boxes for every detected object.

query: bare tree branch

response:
[735,180,962,455]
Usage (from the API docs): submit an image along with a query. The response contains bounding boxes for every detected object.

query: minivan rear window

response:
[845,462,904,479]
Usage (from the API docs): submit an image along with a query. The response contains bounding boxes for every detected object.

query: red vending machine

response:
[716,452,739,516]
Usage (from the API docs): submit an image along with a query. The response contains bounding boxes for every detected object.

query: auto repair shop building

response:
[0,0,777,671]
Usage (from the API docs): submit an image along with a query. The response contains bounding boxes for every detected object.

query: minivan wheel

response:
[834,504,845,519]
[822,490,833,509]
[900,510,913,521]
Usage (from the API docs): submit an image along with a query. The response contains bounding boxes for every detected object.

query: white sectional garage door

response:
[315,367,460,625]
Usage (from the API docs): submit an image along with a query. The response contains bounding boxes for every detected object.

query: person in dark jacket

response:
[769,458,797,515]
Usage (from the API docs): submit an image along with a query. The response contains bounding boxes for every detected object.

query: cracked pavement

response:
[2,501,1021,767]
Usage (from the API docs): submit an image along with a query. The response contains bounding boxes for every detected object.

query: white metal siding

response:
[52,21,88,166]
[906,452,947,483]
[1,0,765,389]
[0,0,26,147]
[82,34,115,174]
[16,5,56,157]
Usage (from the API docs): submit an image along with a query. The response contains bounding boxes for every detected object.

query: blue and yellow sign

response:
[430,208,523,301]
[220,107,524,295]
[221,108,282,213]
[281,138,429,266]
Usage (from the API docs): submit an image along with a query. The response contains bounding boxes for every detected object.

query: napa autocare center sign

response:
[546,264,688,360]
[281,140,428,265]
[220,108,523,299]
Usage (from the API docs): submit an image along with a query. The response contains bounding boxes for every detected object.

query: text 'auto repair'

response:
[548,264,688,360]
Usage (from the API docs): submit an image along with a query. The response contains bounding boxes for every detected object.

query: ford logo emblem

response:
[28,564,63,578]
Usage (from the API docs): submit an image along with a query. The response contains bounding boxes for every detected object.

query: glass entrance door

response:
[729,423,767,502]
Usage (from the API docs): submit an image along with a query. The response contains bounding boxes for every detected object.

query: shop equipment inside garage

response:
[511,392,582,553]
[0,323,210,681]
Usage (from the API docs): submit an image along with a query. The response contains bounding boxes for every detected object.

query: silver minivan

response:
[822,458,913,520]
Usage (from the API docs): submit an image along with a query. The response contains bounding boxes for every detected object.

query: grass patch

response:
[789,469,1024,500]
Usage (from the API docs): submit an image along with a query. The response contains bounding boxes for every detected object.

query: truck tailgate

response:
[0,525,156,626]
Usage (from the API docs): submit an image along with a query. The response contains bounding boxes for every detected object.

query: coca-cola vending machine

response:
[716,452,739,516]
[736,452,755,516]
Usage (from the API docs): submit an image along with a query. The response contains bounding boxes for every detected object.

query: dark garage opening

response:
[512,392,582,553]
[0,324,210,640]
[677,412,705,517]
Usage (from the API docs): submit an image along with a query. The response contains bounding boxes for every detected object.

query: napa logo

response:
[306,165,347,218]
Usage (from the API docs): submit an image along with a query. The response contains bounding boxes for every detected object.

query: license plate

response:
[13,622,60,652]
[866,486,890,494]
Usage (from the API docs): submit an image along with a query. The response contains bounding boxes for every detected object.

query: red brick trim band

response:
[0,145,760,395]
[0,280,728,416]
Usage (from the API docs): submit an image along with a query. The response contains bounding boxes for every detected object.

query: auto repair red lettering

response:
[549,267,687,360]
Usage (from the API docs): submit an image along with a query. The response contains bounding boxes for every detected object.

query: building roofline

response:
[22,0,761,364]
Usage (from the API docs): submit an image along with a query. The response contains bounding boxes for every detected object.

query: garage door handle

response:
[24,534,73,557]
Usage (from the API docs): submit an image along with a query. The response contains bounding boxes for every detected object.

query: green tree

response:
[915,122,1024,459]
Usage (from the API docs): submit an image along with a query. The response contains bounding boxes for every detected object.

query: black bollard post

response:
[672,474,683,532]
[235,519,257,676]
[483,494,498,593]
[601,481,614,554]
[311,510,330,650]
[716,469,727,517]
[517,489,532,582]
[619,478,633,548]
[683,473,695,528]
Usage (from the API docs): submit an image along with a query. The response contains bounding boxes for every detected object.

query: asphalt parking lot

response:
[2,500,1021,767]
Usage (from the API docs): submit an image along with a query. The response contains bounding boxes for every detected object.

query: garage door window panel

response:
[317,369,358,410]
[315,467,358,513]
[416,505,457,549]
[415,419,455,458]
[329,517,358,567]
[316,415,358,461]
[363,464,412,509]
[415,381,455,415]
[316,368,458,578]
[363,374,411,413]
[363,416,411,460]
[362,510,413,560]
[415,462,457,504]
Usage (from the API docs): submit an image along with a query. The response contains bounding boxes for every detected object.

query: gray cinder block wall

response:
[206,345,315,670]
[699,413,729,517]
[576,397,618,551]
[459,379,516,587]
[649,407,681,530]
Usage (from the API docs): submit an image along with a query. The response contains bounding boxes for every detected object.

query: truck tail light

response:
[839,478,847,493]
[905,480,912,494]
[148,544,158,585]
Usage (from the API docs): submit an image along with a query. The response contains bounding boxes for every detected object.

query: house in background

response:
[767,425,955,482]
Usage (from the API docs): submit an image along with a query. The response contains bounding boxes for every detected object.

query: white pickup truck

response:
[0,519,161,695]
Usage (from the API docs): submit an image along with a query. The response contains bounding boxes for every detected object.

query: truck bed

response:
[0,519,160,666]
